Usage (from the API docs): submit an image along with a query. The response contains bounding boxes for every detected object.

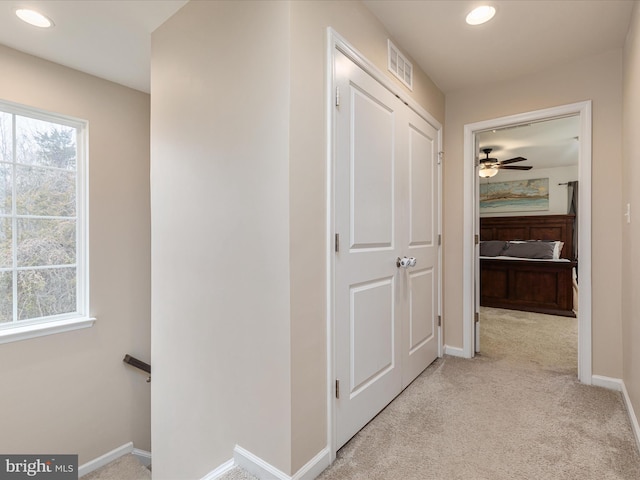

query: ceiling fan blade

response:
[498,165,532,170]
[499,156,527,165]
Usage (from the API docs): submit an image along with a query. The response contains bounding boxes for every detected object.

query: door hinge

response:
[437,315,442,327]
[335,86,340,107]
[335,379,340,399]
[475,234,479,245]
[438,151,444,165]
[335,233,340,253]
[475,312,480,323]
[438,234,442,246]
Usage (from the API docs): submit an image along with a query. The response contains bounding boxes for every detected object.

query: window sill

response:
[0,317,96,345]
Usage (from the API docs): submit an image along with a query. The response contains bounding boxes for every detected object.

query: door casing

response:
[462,101,592,384]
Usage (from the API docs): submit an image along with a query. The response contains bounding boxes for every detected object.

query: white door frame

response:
[325,28,443,460]
[462,101,592,384]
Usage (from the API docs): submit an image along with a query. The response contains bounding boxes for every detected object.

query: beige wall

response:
[289,0,444,472]
[151,1,292,477]
[0,45,151,462]
[622,0,640,430]
[152,0,444,476]
[444,49,624,378]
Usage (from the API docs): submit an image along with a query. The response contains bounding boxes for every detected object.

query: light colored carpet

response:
[82,454,151,480]
[220,467,259,479]
[315,307,640,480]
[94,308,640,479]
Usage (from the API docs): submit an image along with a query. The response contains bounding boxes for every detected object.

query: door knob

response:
[396,256,417,268]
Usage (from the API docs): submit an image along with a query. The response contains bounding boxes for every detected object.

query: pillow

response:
[507,240,564,259]
[552,241,564,259]
[502,241,555,259]
[479,240,507,257]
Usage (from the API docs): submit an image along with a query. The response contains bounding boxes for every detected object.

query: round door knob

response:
[396,257,417,268]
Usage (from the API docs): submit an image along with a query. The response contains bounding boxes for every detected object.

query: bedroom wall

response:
[0,45,151,462]
[622,0,640,434]
[479,165,578,218]
[444,48,624,379]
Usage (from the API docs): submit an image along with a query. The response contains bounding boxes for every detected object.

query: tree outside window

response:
[0,106,87,328]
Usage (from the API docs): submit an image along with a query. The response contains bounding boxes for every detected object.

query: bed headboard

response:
[480,214,575,260]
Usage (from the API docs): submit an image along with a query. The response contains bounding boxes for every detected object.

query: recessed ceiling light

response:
[15,8,54,28]
[466,6,496,26]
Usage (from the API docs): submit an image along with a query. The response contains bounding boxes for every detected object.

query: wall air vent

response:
[388,40,413,91]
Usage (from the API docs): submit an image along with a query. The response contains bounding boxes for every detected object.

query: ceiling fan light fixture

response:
[479,166,499,178]
[15,8,54,28]
[466,6,496,26]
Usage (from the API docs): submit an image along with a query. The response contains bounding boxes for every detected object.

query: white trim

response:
[78,442,133,477]
[326,27,443,462]
[328,30,441,131]
[622,381,640,455]
[232,446,330,480]
[234,446,288,480]
[443,345,466,357]
[0,99,91,339]
[132,448,152,468]
[201,459,235,480]
[462,101,593,383]
[325,27,336,464]
[0,316,95,345]
[591,374,623,391]
[589,376,640,455]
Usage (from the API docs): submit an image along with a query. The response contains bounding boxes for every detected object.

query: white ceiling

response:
[0,0,632,168]
[476,116,580,169]
[0,0,188,93]
[364,0,634,94]
[0,1,632,95]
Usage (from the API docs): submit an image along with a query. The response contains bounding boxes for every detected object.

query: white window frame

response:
[0,100,94,344]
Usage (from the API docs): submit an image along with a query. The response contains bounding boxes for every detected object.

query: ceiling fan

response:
[478,148,532,178]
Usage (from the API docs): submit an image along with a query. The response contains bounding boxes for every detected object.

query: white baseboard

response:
[201,459,235,480]
[78,442,134,477]
[591,374,623,391]
[234,446,289,480]
[132,448,152,468]
[443,345,465,357]
[221,445,330,480]
[590,375,640,455]
[621,381,640,455]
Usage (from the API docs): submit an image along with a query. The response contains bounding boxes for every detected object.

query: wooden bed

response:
[480,214,577,317]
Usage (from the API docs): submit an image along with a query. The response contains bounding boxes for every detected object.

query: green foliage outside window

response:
[0,110,81,325]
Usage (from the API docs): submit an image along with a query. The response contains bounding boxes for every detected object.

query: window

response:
[0,101,92,343]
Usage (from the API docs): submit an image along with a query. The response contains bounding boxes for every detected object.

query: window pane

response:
[16,116,77,170]
[0,272,11,324]
[17,219,75,267]
[0,163,11,214]
[0,112,11,164]
[17,267,76,320]
[0,218,11,268]
[16,165,75,216]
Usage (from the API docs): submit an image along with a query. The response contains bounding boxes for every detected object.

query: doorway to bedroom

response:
[462,101,592,384]
[476,116,579,375]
